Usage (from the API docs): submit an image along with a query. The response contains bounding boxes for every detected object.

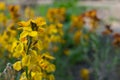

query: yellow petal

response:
[35,40,43,50]
[18,21,28,27]
[20,72,27,80]
[30,50,37,56]
[20,31,28,39]
[23,27,32,31]
[13,61,22,71]
[11,40,18,52]
[33,72,42,80]
[13,52,21,58]
[31,72,36,77]
[22,55,31,67]
[46,64,55,73]
[15,42,24,53]
[0,2,6,10]
[57,23,63,28]
[28,31,37,37]
[35,17,46,26]
[42,53,55,60]
[80,68,90,80]
[48,74,55,80]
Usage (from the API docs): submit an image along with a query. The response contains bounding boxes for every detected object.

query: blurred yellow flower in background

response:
[80,68,90,80]
[0,2,6,10]
[24,6,35,19]
[74,31,82,44]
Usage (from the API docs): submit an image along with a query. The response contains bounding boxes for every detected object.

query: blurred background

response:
[1,0,120,80]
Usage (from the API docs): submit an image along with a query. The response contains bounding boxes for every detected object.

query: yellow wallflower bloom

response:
[8,5,20,22]
[38,59,48,70]
[33,72,42,80]
[0,2,6,10]
[20,72,27,80]
[50,35,61,43]
[22,55,31,67]
[74,31,82,44]
[0,13,7,25]
[13,61,22,71]
[20,29,38,39]
[11,17,55,80]
[35,17,46,26]
[13,42,24,58]
[71,15,84,29]
[80,68,90,80]
[34,40,43,51]
[46,64,55,73]
[24,6,35,19]
[47,8,66,23]
[18,21,30,27]
[11,40,18,52]
[48,74,55,80]
[48,24,58,35]
[13,43,24,58]
[42,53,55,60]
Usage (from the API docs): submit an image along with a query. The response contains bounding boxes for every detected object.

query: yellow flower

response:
[56,22,63,28]
[71,15,84,29]
[11,40,18,52]
[22,55,31,67]
[48,24,58,35]
[20,72,27,80]
[34,40,43,50]
[20,30,38,39]
[80,68,90,80]
[35,17,46,26]
[8,5,20,12]
[47,8,66,23]
[50,35,61,43]
[24,6,35,19]
[13,61,22,71]
[0,13,7,24]
[74,31,82,44]
[42,53,55,60]
[8,5,20,22]
[0,2,6,10]
[46,64,55,73]
[30,50,37,56]
[18,21,30,27]
[13,42,24,58]
[38,59,48,70]
[48,74,55,80]
[11,17,55,79]
[15,42,24,53]
[29,50,38,64]
[33,72,42,80]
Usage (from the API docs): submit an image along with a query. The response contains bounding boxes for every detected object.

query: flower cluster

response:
[0,3,56,80]
[12,17,55,80]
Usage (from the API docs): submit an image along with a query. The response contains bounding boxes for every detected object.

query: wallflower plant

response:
[12,17,55,80]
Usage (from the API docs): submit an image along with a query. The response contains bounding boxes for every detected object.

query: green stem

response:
[25,36,32,79]
[26,36,32,55]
